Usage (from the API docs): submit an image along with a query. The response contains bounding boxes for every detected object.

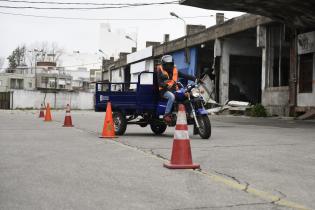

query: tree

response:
[0,57,4,70]
[26,42,64,66]
[7,45,26,70]
[7,42,64,71]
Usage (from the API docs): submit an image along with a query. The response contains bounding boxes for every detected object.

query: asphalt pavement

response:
[1,110,315,210]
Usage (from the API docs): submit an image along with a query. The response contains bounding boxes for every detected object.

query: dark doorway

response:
[229,55,262,104]
[196,42,214,78]
[0,92,10,109]
[299,53,313,93]
[197,41,218,100]
[124,66,131,90]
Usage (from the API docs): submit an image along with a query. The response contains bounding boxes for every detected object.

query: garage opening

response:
[229,55,262,104]
[196,41,219,100]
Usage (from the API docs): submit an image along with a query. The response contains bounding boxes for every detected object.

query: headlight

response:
[191,88,201,97]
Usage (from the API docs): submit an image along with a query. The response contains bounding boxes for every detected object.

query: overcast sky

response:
[0,0,243,68]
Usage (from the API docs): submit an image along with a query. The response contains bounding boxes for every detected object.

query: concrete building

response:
[154,14,272,106]
[98,10,314,117]
[180,0,315,115]
[127,46,154,89]
[35,62,72,91]
[72,78,90,91]
[0,73,35,92]
[90,69,102,83]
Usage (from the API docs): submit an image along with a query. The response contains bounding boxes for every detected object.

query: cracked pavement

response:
[1,110,315,210]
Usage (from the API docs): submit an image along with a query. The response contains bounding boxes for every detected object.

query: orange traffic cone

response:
[39,103,45,118]
[63,104,74,127]
[44,103,52,122]
[164,104,200,169]
[99,101,117,138]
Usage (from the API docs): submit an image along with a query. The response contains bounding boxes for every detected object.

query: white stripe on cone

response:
[174,130,189,140]
[66,105,71,116]
[176,111,187,125]
[174,105,189,140]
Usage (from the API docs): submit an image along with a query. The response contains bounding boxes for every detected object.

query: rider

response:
[157,55,196,123]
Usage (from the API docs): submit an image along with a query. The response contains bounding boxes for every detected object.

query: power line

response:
[0,11,213,21]
[60,62,101,68]
[0,62,102,70]
[0,0,178,6]
[0,1,179,10]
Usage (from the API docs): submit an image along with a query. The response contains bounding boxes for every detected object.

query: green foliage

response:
[7,46,26,69]
[250,104,267,117]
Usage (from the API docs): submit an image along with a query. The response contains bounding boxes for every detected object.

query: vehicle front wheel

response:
[150,120,167,135]
[113,112,127,135]
[197,115,211,139]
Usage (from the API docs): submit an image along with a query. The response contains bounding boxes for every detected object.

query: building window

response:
[58,79,66,89]
[41,77,48,87]
[29,82,32,88]
[10,79,24,89]
[0,80,2,86]
[48,78,56,88]
[299,53,313,93]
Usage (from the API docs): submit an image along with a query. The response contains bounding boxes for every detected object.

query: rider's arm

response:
[178,71,196,81]
[157,69,169,90]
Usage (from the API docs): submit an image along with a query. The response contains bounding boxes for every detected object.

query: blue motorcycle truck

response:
[94,71,211,139]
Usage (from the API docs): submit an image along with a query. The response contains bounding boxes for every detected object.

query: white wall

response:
[127,46,152,63]
[12,90,94,109]
[130,59,154,89]
[111,67,124,91]
[111,67,124,83]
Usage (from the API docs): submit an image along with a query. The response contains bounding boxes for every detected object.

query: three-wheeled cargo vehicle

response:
[95,71,211,139]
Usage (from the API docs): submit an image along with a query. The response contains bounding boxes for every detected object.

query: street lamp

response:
[98,49,110,82]
[125,35,137,50]
[29,49,40,88]
[170,12,189,63]
[170,12,186,35]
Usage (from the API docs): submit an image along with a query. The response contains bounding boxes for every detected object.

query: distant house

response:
[0,66,35,92]
[35,62,72,91]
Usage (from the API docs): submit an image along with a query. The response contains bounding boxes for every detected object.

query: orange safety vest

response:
[157,65,178,90]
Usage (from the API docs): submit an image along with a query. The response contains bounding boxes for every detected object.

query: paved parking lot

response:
[1,110,315,210]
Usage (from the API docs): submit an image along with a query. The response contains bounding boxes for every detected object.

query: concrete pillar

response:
[186,25,206,35]
[289,30,298,115]
[219,41,229,104]
[259,25,267,92]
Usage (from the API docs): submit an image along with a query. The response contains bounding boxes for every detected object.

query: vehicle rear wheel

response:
[150,120,167,135]
[113,112,127,135]
[197,115,211,139]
